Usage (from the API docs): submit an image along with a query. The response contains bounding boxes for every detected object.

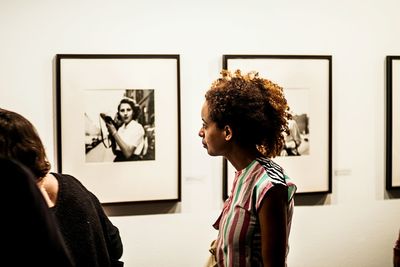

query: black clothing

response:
[1,157,74,266]
[113,150,142,161]
[51,173,123,267]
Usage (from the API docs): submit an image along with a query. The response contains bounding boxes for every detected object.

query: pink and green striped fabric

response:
[213,157,296,266]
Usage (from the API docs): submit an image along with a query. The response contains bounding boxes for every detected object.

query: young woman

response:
[0,108,124,267]
[105,98,146,162]
[1,157,74,266]
[199,70,297,267]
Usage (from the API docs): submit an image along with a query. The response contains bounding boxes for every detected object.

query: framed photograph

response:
[56,54,181,204]
[386,55,400,190]
[222,55,332,199]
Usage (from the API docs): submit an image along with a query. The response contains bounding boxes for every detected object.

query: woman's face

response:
[118,103,134,124]
[198,101,228,156]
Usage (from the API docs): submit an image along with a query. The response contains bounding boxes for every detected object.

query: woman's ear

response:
[224,125,233,141]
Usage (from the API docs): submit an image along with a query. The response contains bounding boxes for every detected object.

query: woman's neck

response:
[37,173,58,208]
[225,145,261,171]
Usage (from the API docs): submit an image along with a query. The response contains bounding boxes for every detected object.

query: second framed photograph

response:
[56,54,181,204]
[386,55,400,190]
[222,55,332,199]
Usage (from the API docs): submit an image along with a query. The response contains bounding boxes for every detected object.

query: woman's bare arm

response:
[258,184,288,267]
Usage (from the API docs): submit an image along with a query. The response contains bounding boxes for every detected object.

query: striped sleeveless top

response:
[213,157,296,266]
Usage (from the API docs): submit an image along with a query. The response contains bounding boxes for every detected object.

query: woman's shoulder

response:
[254,157,297,202]
[51,172,91,195]
[52,172,83,183]
[255,157,286,184]
[50,173,103,211]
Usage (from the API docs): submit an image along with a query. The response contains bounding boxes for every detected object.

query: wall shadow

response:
[386,189,400,199]
[103,201,181,216]
[294,193,330,206]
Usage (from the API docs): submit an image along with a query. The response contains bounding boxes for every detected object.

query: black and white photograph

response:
[222,54,332,197]
[280,87,310,157]
[56,54,181,204]
[85,89,155,163]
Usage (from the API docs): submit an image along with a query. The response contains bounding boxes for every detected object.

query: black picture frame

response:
[56,54,181,204]
[386,55,400,190]
[222,54,332,200]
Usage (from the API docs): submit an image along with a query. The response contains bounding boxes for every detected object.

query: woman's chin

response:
[207,150,218,157]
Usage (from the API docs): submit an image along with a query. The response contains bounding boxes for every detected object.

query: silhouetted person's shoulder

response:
[1,157,74,266]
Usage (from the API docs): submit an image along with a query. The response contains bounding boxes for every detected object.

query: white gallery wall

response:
[1,0,400,266]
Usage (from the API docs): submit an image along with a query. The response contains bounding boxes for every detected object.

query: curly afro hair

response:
[205,70,291,158]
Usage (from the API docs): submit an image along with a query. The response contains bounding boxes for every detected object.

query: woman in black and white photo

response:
[104,98,147,162]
